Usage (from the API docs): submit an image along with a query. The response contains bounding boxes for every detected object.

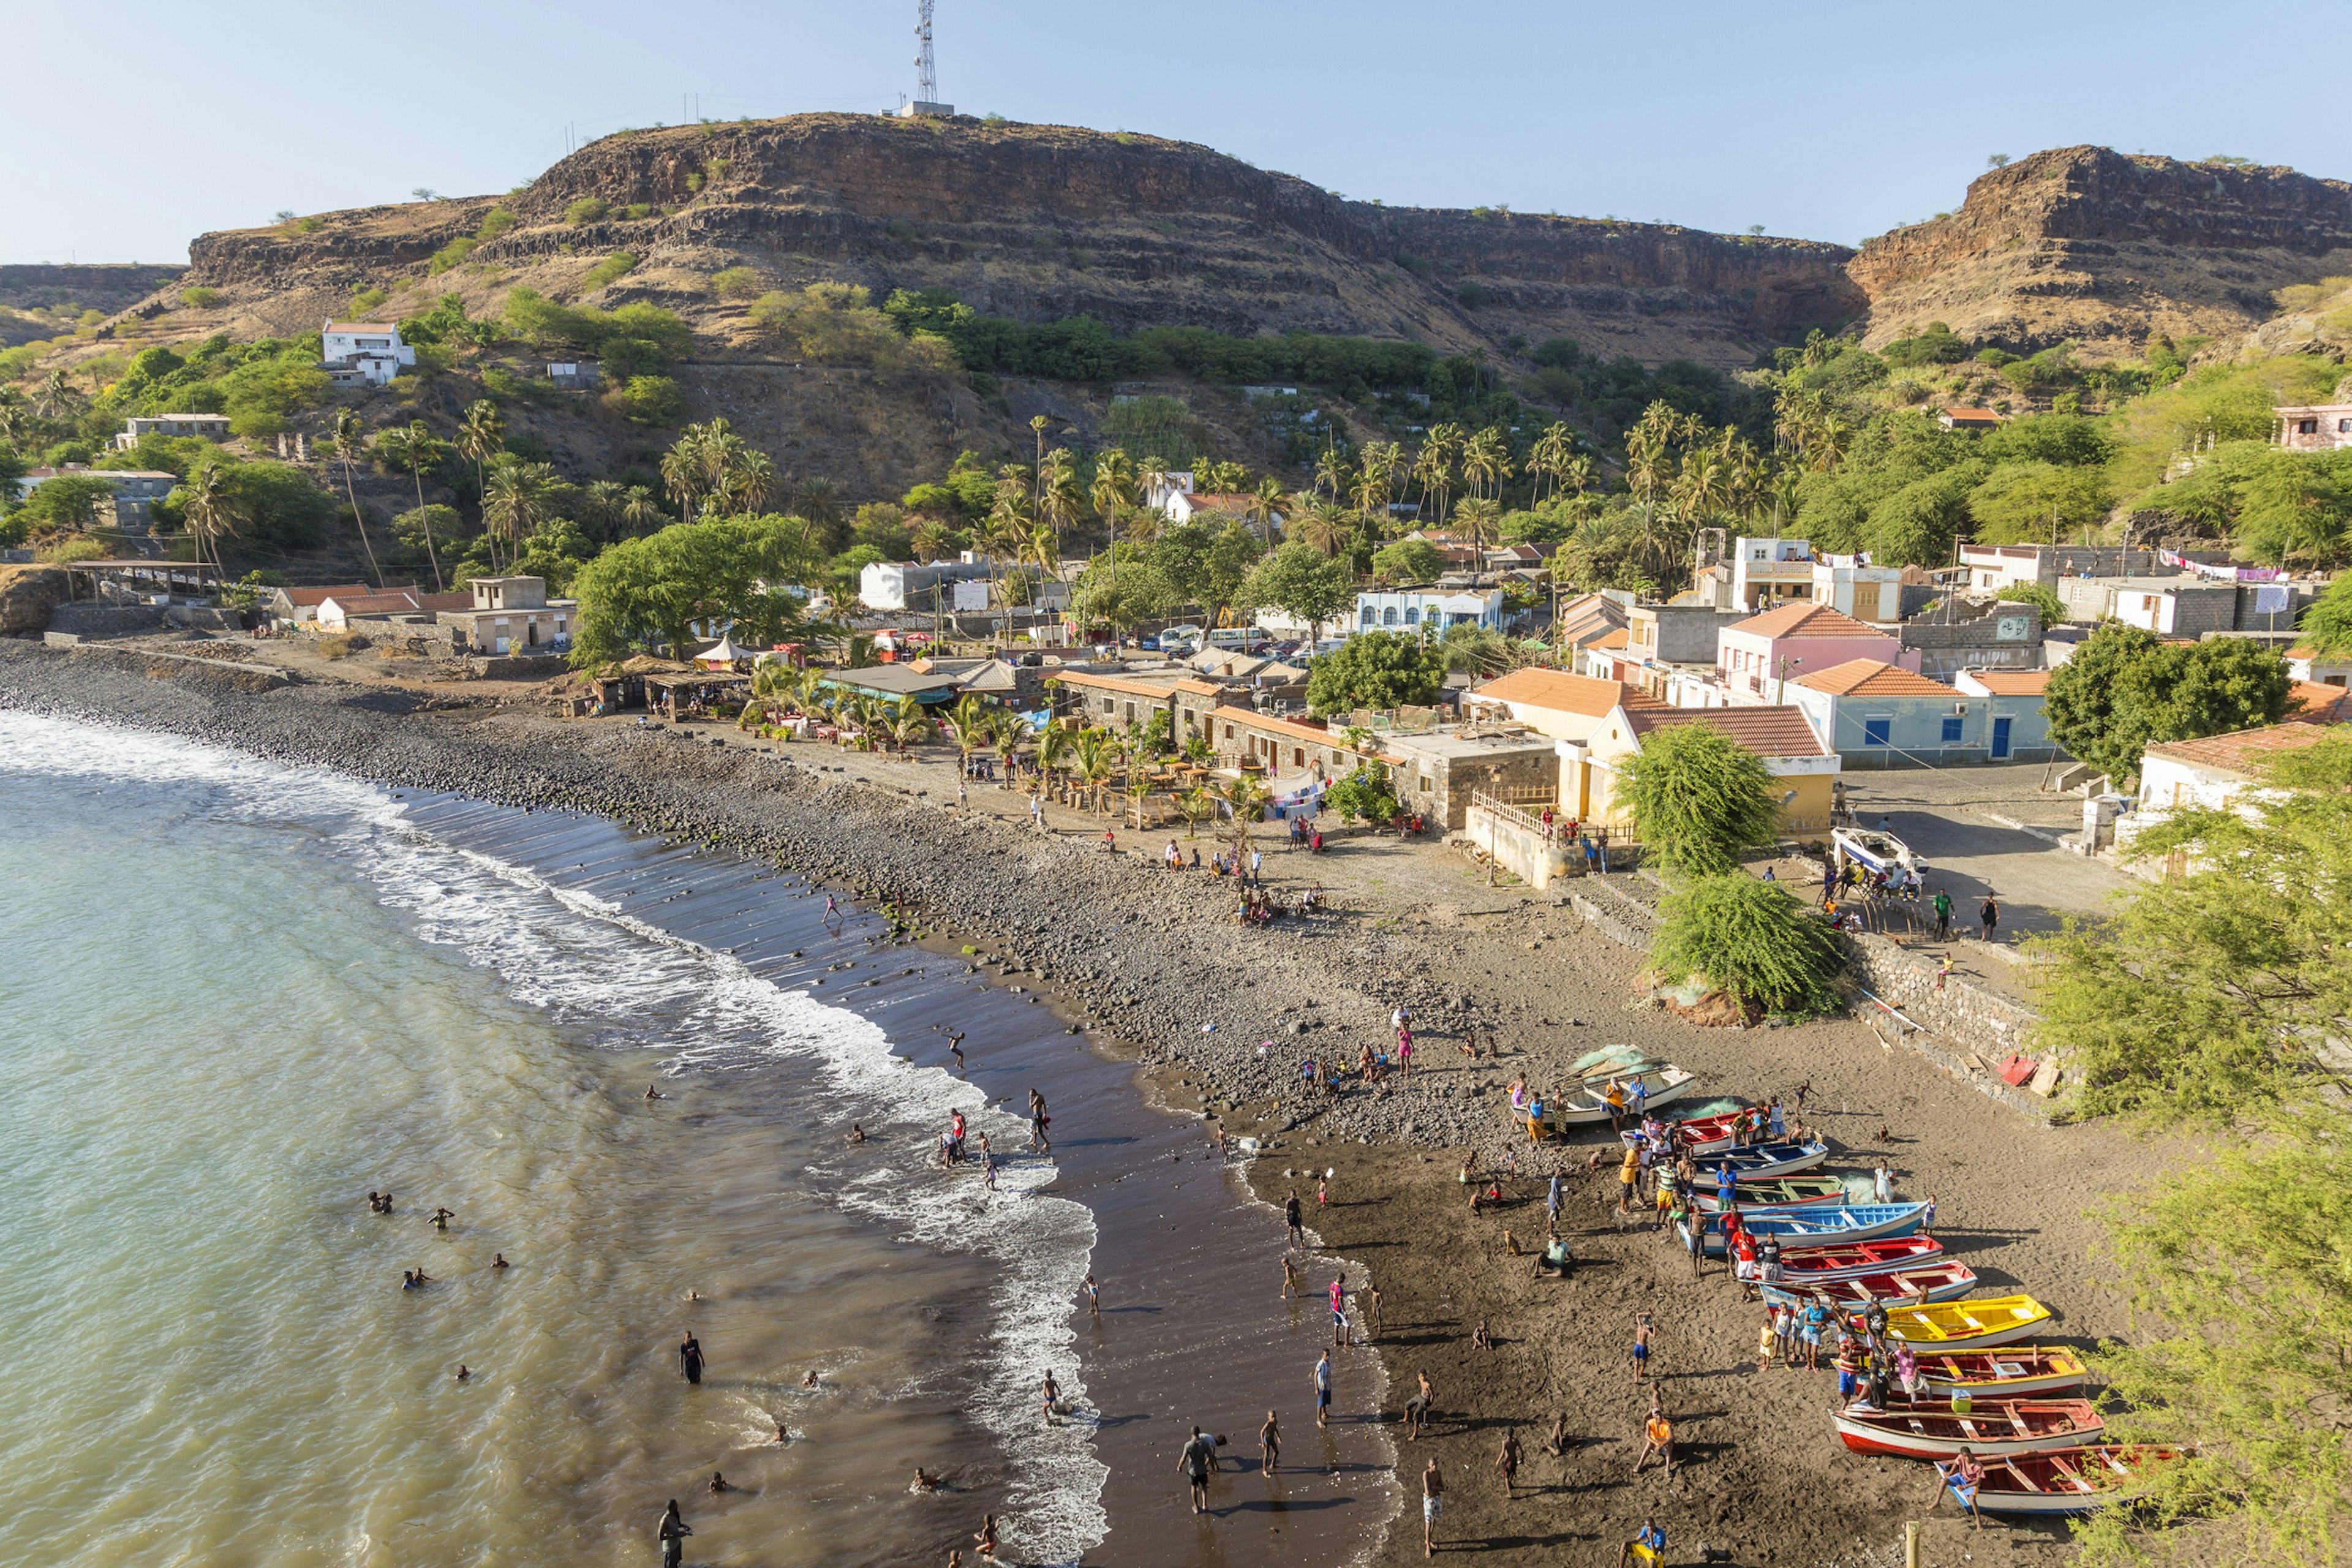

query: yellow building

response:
[1559,703,1840,835]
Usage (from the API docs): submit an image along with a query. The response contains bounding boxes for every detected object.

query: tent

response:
[694,634,753,669]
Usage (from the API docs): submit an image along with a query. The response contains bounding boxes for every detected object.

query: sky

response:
[4,0,2334,266]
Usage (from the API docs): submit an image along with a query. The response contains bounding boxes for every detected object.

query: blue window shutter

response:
[1940,716,1963,743]
[1863,718,1891,747]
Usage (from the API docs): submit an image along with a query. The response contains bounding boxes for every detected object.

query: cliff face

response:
[1850,146,2352,357]
[184,114,1861,369]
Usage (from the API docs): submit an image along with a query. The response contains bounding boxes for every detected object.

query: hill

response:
[1852,145,2352,359]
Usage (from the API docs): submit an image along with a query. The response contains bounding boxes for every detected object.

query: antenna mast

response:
[915,0,937,107]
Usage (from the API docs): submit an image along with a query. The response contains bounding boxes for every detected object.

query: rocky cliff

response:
[182,114,1862,370]
[1850,146,2352,358]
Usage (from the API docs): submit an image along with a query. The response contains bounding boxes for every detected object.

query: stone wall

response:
[1466,799,1572,889]
[1842,932,2057,1118]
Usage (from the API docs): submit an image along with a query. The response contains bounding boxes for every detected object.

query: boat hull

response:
[1551,1067,1697,1125]
[1694,1177,1846,1214]
[1711,1140,1831,1178]
[1882,1295,2054,1353]
[1958,1447,2180,1515]
[1681,1202,1928,1256]
[1837,1400,2102,1458]
[1776,1235,1945,1284]
[1915,1348,2088,1399]
[1812,1263,1978,1306]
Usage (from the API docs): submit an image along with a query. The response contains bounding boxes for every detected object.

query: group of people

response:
[1820,851,2003,946]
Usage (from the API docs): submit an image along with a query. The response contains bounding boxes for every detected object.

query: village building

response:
[1465,667,1662,743]
[315,587,471,630]
[2054,575,2304,635]
[1901,598,2044,680]
[1952,669,2061,761]
[1353,586,1505,636]
[114,413,232,449]
[1050,667,1240,742]
[318,321,417,387]
[2120,720,2348,876]
[435,576,576,655]
[1937,407,2007,433]
[1786,659,1980,765]
[1713,601,1917,705]
[2276,402,2352,451]
[2289,680,2352,724]
[1384,725,1561,831]
[2286,642,2352,688]
[267,584,375,622]
[1163,491,1278,530]
[1958,543,2171,594]
[1558,703,1838,833]
[857,559,994,612]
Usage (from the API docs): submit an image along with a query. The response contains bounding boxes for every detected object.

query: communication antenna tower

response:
[915,0,937,109]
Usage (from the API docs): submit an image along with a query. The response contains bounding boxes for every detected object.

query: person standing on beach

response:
[1284,1190,1305,1251]
[1176,1429,1213,1513]
[1082,1272,1100,1316]
[1420,1459,1444,1559]
[1314,1349,1333,1429]
[1633,1408,1673,1478]
[1631,1311,1654,1381]
[1365,1281,1382,1339]
[679,1332,705,1386]
[1330,1273,1349,1348]
[1979,894,2000,943]
[1496,1427,1521,1499]
[1027,1090,1051,1155]
[657,1500,692,1568]
[1281,1254,1298,1299]
[1259,1409,1281,1475]
[1404,1370,1433,1439]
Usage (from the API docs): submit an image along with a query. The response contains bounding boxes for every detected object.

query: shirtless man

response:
[911,1466,941,1491]
[429,1207,454,1231]
[1496,1427,1521,1498]
[1041,1369,1062,1424]
[1420,1460,1444,1559]
[1259,1409,1281,1474]
[1404,1370,1434,1440]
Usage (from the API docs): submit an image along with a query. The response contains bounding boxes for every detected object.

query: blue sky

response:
[6,0,2331,265]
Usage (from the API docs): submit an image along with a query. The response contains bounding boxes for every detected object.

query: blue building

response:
[1352,586,1504,637]
[1954,669,2062,761]
[1784,658,1983,766]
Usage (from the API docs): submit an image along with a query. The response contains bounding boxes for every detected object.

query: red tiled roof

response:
[1623,704,1829,759]
[282,584,374,606]
[2143,721,2343,775]
[325,322,396,333]
[1941,407,2004,423]
[1212,704,1398,760]
[1727,601,1891,641]
[2288,682,2352,723]
[1053,669,1189,699]
[1793,658,1961,698]
[1591,627,1630,650]
[1966,670,2052,696]
[1472,667,1661,719]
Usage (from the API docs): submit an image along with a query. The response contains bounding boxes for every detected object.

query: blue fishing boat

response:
[1676,1200,1929,1256]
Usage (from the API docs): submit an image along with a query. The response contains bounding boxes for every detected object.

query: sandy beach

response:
[0,640,2182,1568]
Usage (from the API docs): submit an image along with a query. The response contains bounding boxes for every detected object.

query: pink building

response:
[1714,601,1918,704]
[2277,403,2352,452]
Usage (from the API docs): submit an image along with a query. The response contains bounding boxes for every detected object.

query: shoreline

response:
[0,641,2180,1568]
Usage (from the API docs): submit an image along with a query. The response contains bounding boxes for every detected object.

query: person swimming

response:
[848,1124,867,1144]
[800,1370,820,1388]
[429,1207,454,1231]
[912,1466,941,1492]
[454,1364,471,1382]
[707,1471,732,1494]
[491,1254,509,1270]
[645,1085,665,1100]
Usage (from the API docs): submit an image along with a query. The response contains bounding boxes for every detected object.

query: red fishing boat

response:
[1837,1399,2103,1458]
[1773,1235,1945,1284]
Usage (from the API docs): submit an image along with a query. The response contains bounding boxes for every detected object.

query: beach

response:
[0,639,2173,1567]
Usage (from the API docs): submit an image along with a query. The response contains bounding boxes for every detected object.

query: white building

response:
[2119,722,2343,876]
[1142,469,1194,513]
[859,558,995,611]
[1809,553,1907,623]
[318,320,417,387]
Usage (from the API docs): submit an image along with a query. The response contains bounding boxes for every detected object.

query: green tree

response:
[1615,719,1781,876]
[2299,572,2352,657]
[1322,761,1400,825]
[456,399,505,555]
[12,475,117,533]
[1303,630,1444,717]
[2046,624,2293,785]
[567,513,824,666]
[1652,876,1844,1014]
[331,409,385,586]
[1238,542,1356,645]
[376,422,448,589]
[177,461,243,575]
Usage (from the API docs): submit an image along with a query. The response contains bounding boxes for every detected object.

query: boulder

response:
[0,565,69,636]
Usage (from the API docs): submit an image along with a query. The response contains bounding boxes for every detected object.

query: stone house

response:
[434,575,576,655]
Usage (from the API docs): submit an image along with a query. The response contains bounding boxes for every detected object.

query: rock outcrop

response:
[1850,146,2352,358]
[0,565,69,636]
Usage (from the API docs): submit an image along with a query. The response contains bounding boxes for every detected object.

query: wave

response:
[0,709,1110,1565]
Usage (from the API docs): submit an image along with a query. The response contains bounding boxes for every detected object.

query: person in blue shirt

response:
[1620,1517,1667,1567]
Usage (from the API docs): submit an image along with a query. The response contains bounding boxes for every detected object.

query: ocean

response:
[0,710,1393,1567]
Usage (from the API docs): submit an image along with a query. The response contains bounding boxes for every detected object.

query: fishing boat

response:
[1837,1399,2103,1458]
[1692,1175,1847,1214]
[1951,1447,2181,1516]
[1700,1140,1833,1179]
[1648,1109,1742,1154]
[1568,1044,1656,1079]
[1882,1295,2054,1352]
[1774,1235,1945,1283]
[1806,1262,1978,1308]
[1548,1065,1697,1125]
[1913,1348,2089,1400]
[1679,1201,1928,1256]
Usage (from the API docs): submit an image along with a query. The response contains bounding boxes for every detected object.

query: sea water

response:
[0,711,1395,1568]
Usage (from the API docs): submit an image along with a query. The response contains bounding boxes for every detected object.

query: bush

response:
[710,265,763,300]
[608,375,688,426]
[584,252,639,290]
[428,236,480,274]
[1303,630,1445,717]
[1324,762,1400,825]
[1996,582,2065,624]
[564,197,610,225]
[1653,876,1844,1015]
[180,287,222,307]
[350,286,389,315]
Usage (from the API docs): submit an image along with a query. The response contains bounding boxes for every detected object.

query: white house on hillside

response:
[319,320,417,387]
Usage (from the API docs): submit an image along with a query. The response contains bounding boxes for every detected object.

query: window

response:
[1404,607,1420,625]
[1940,716,1962,743]
[1360,606,1376,624]
[2340,418,2351,432]
[1863,718,1891,747]
[1294,748,1305,767]
[2299,420,2319,435]
[1383,608,1399,625]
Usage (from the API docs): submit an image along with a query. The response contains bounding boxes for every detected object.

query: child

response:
[1755,1314,1777,1373]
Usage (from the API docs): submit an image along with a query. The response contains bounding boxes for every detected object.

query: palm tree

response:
[1217,774,1272,860]
[1072,726,1117,818]
[620,485,665,535]
[1118,504,1161,548]
[944,693,993,774]
[1029,413,1052,472]
[0,387,32,443]
[1248,476,1286,546]
[1562,453,1596,498]
[1313,447,1350,502]
[1038,448,1082,541]
[1454,497,1503,581]
[984,466,1036,641]
[1090,448,1137,592]
[1035,717,1074,799]
[33,368,82,420]
[1528,421,1574,503]
[1460,426,1509,503]
[179,461,243,577]
[1177,783,1218,839]
[888,695,932,757]
[992,712,1028,784]
[481,459,559,568]
[1624,434,1672,508]
[331,409,385,586]
[377,421,447,589]
[715,448,777,515]
[794,475,840,535]
[456,399,505,557]
[1293,501,1349,556]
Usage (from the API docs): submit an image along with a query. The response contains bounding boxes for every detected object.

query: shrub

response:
[1653,876,1844,1015]
[180,287,222,308]
[623,203,654,220]
[1457,281,1493,309]
[608,375,688,426]
[350,286,389,315]
[475,207,520,242]
[1324,762,1400,826]
[710,265,764,300]
[583,252,639,290]
[565,197,610,225]
[428,236,480,274]
[38,537,110,564]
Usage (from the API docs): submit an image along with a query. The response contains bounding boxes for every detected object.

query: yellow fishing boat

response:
[1879,1294,2052,1352]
